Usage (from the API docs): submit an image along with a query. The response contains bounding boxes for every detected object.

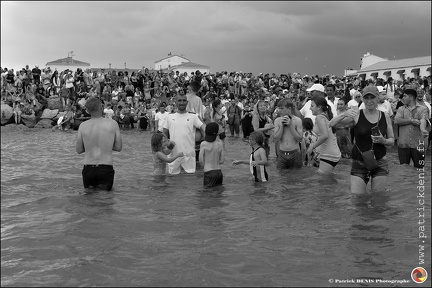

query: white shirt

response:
[155,111,168,132]
[300,98,338,122]
[104,108,114,119]
[359,100,393,117]
[163,112,203,157]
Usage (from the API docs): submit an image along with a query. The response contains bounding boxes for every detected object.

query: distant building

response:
[46,55,90,72]
[345,52,431,81]
[154,54,210,75]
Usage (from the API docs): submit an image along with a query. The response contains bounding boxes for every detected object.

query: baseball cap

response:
[362,85,379,98]
[204,122,219,143]
[306,83,325,93]
[377,86,386,93]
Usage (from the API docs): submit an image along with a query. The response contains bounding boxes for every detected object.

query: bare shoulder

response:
[292,115,303,125]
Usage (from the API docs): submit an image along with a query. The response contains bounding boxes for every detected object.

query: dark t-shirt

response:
[32,68,41,80]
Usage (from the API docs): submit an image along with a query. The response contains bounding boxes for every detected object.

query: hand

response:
[371,134,385,144]
[344,109,358,119]
[177,152,184,157]
[232,160,241,165]
[411,119,420,126]
[421,129,429,138]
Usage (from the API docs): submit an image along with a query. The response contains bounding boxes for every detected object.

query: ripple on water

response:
[1,128,431,286]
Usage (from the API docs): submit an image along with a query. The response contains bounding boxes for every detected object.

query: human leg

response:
[397,147,411,165]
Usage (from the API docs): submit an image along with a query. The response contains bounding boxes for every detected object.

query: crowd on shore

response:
[1,65,431,170]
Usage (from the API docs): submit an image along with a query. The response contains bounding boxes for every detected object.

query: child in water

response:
[232,131,268,182]
[301,117,319,167]
[151,133,184,175]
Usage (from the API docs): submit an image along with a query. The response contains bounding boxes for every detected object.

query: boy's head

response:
[204,122,219,143]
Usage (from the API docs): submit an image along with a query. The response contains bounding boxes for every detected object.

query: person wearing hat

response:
[359,86,393,117]
[394,87,429,168]
[199,122,225,187]
[299,83,326,122]
[329,85,394,195]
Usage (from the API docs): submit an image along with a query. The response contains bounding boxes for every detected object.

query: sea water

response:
[1,127,431,287]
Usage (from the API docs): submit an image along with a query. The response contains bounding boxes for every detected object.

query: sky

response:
[1,1,431,77]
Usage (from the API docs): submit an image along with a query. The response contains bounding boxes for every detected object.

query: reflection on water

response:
[1,127,431,286]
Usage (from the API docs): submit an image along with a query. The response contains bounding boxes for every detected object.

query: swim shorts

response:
[350,158,389,184]
[276,148,302,169]
[203,169,223,187]
[82,164,115,191]
[168,155,196,175]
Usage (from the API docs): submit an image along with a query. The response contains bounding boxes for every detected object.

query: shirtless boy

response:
[199,122,225,187]
[273,98,304,169]
[76,97,122,191]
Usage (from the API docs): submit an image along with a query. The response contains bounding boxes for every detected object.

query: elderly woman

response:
[329,85,394,194]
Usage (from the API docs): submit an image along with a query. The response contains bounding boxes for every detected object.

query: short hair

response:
[277,98,294,109]
[404,89,417,99]
[338,97,348,105]
[326,84,336,91]
[85,97,102,113]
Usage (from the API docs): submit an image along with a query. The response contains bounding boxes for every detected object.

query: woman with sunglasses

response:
[329,85,394,194]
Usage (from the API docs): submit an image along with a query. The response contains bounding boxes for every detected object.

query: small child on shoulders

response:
[233,131,269,182]
[151,133,183,175]
[199,122,225,187]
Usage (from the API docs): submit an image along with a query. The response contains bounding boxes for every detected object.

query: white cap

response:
[377,86,385,93]
[306,83,325,93]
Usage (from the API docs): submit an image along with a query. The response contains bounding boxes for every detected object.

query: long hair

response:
[311,95,333,120]
[211,99,221,120]
[250,131,265,147]
[151,133,164,153]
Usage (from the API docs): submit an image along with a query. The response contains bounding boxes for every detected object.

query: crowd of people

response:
[1,64,431,193]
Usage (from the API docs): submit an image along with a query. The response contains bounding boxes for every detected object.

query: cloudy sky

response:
[1,1,431,76]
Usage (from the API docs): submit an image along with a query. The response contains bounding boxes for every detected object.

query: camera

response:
[371,126,380,136]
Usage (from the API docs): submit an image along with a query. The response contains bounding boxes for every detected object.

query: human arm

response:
[156,151,183,163]
[273,117,284,141]
[75,127,85,154]
[232,159,249,165]
[112,121,122,152]
[307,115,328,154]
[328,109,357,128]
[371,112,394,147]
[393,106,412,126]
[219,142,225,164]
[163,128,170,140]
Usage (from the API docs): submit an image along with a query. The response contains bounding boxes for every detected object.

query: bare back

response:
[199,140,225,172]
[76,117,122,165]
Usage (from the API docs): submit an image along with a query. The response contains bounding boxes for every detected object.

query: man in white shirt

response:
[324,84,339,118]
[154,104,168,133]
[163,93,205,174]
[300,83,326,122]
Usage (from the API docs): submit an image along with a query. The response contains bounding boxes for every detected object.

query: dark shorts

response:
[350,158,389,184]
[82,164,115,191]
[219,132,226,140]
[276,148,302,169]
[203,169,223,187]
[320,158,339,167]
[398,147,425,168]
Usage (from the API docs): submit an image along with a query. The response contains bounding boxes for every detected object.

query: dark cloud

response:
[1,1,430,76]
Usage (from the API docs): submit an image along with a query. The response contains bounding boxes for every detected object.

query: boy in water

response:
[199,122,225,187]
